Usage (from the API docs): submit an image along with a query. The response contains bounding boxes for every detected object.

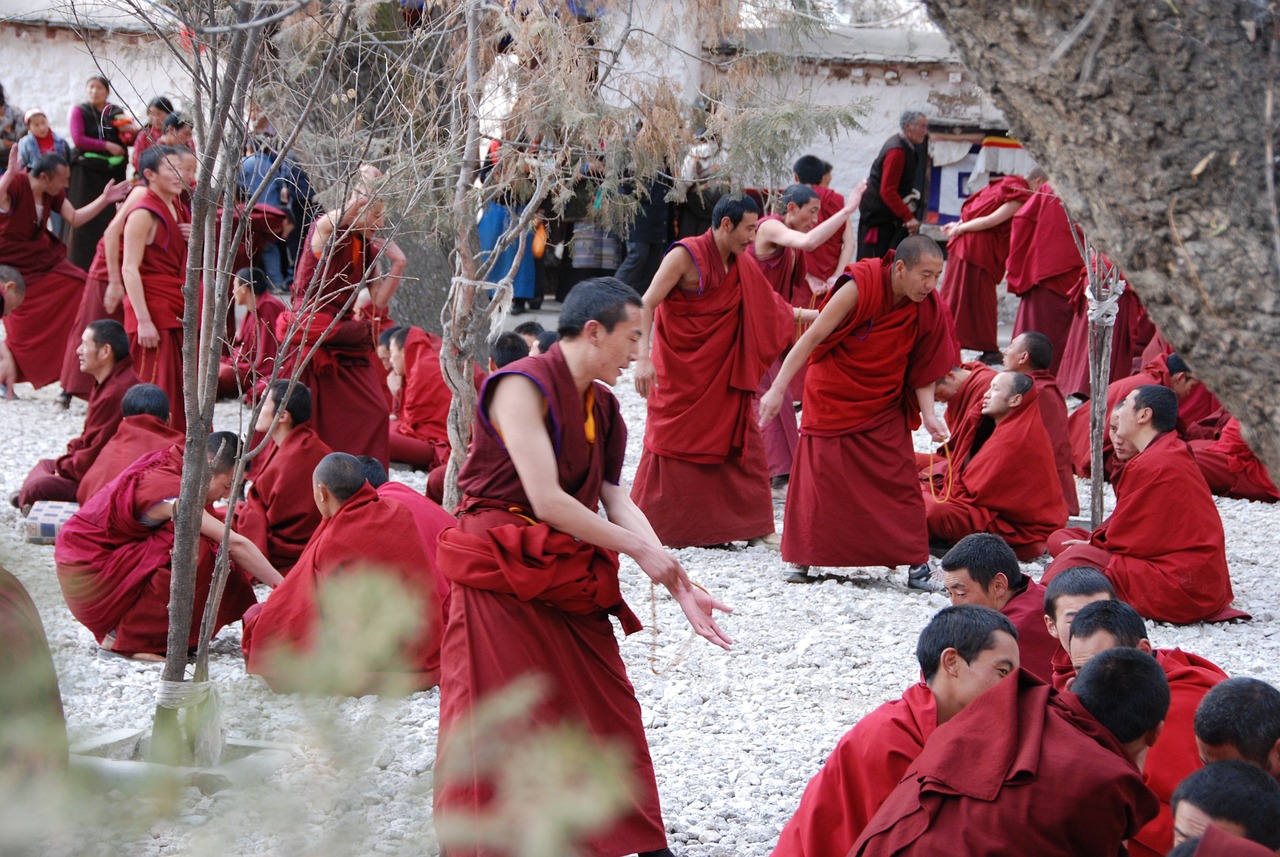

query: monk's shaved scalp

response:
[894,234,944,269]
[1171,760,1280,849]
[235,266,271,297]
[137,144,177,178]
[1165,352,1191,375]
[378,325,403,348]
[0,264,26,299]
[558,277,641,339]
[30,153,68,178]
[1043,566,1115,619]
[314,452,367,501]
[121,383,169,420]
[266,379,312,426]
[206,431,242,475]
[940,533,1024,592]
[916,604,1017,683]
[490,331,530,368]
[356,455,389,488]
[87,319,129,362]
[1073,647,1169,744]
[1027,166,1049,184]
[1195,677,1280,766]
[1131,384,1178,432]
[1068,599,1148,646]
[512,321,545,338]
[780,183,819,210]
[1018,331,1054,371]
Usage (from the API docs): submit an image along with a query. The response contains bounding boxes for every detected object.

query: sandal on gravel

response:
[747,532,781,551]
[906,562,942,592]
[785,565,814,584]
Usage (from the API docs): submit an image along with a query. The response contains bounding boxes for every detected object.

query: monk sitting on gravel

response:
[241,452,442,692]
[1044,385,1240,625]
[919,361,995,476]
[1065,600,1228,857]
[234,380,332,573]
[55,432,282,661]
[388,325,454,470]
[1040,565,1116,690]
[1194,677,1280,778]
[852,648,1167,856]
[923,371,1066,559]
[938,533,1059,684]
[76,383,183,505]
[772,604,1019,857]
[1170,761,1280,851]
[15,319,139,510]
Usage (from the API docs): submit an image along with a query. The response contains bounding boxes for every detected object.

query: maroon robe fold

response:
[783,254,959,568]
[632,229,793,547]
[437,344,667,857]
[76,413,184,505]
[18,356,140,506]
[1029,368,1079,515]
[59,233,125,399]
[0,172,86,389]
[234,425,332,574]
[241,482,441,693]
[389,327,452,469]
[801,185,847,283]
[376,481,455,624]
[852,670,1158,856]
[54,446,257,656]
[1193,824,1277,856]
[939,176,1031,352]
[998,580,1061,685]
[1188,414,1280,503]
[1045,432,1237,624]
[217,292,286,400]
[772,682,936,857]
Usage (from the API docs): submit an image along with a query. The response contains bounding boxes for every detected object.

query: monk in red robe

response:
[852,649,1165,856]
[793,155,857,291]
[1040,565,1116,691]
[772,604,1019,857]
[1064,599,1228,857]
[937,534,1060,683]
[275,170,404,466]
[925,373,1067,557]
[55,433,281,660]
[1194,677,1280,778]
[921,361,996,477]
[748,183,860,494]
[434,280,732,857]
[388,326,453,470]
[1170,761,1280,851]
[0,148,127,390]
[241,452,441,693]
[1177,824,1280,857]
[0,564,68,773]
[632,195,798,547]
[235,380,332,574]
[1185,411,1279,503]
[121,146,190,433]
[1045,385,1241,624]
[939,173,1032,359]
[217,266,286,401]
[16,320,139,508]
[1002,330,1079,515]
[1004,170,1084,375]
[76,383,183,505]
[1055,253,1155,399]
[759,235,957,587]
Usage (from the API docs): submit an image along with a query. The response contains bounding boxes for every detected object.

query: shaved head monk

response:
[241,452,442,693]
[55,432,281,660]
[772,604,1018,857]
[0,147,127,391]
[938,534,1059,683]
[488,331,529,370]
[1002,330,1079,515]
[852,646,1167,856]
[923,371,1067,558]
[1044,385,1240,624]
[632,194,801,548]
[938,171,1032,360]
[15,319,140,510]
[435,278,733,857]
[217,266,286,401]
[793,154,858,292]
[759,234,957,586]
[234,380,333,573]
[1066,599,1228,857]
[1040,565,1115,690]
[918,360,996,491]
[1194,677,1280,778]
[76,383,183,505]
[1169,826,1280,857]
[1171,761,1280,850]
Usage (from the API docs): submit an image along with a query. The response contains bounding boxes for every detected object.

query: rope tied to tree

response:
[1086,276,1126,326]
[155,679,216,709]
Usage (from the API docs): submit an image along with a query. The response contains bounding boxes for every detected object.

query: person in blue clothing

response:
[238,136,298,290]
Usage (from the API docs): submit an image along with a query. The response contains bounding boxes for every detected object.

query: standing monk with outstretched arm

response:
[434,279,732,857]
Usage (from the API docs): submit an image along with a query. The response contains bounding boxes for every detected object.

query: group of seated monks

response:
[773,535,1280,857]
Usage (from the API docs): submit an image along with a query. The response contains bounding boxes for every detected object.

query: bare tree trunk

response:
[924,0,1280,474]
[1089,319,1113,528]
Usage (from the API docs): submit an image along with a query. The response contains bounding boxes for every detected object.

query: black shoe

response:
[785,565,814,584]
[8,491,19,509]
[638,849,677,857]
[907,562,941,592]
[56,391,72,409]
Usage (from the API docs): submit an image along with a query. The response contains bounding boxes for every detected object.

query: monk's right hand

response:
[673,584,734,651]
[137,319,161,349]
[758,386,783,427]
[634,357,655,398]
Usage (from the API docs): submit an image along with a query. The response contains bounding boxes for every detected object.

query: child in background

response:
[16,109,71,170]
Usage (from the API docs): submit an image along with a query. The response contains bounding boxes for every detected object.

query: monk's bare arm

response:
[758,278,860,425]
[368,239,407,310]
[122,210,160,348]
[63,178,129,228]
[103,186,149,313]
[309,212,336,257]
[0,145,18,213]
[200,511,284,587]
[943,200,1022,238]
[634,245,694,398]
[915,385,948,442]
[829,220,856,289]
[759,195,858,256]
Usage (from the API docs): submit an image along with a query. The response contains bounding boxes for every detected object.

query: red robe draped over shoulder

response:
[917,361,995,482]
[852,670,1158,857]
[389,327,452,469]
[77,413,184,505]
[783,254,958,568]
[436,344,666,857]
[940,176,1030,352]
[1045,432,1237,624]
[998,580,1061,685]
[54,446,256,656]
[60,233,127,398]
[1006,184,1084,375]
[772,682,936,857]
[1030,368,1080,515]
[1188,413,1280,503]
[234,425,332,574]
[376,481,455,625]
[218,292,286,401]
[241,482,441,692]
[1128,648,1227,857]
[924,385,1068,559]
[802,185,846,283]
[0,172,86,388]
[632,229,793,547]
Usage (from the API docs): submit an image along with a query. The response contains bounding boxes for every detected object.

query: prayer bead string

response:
[927,440,956,505]
[648,581,698,676]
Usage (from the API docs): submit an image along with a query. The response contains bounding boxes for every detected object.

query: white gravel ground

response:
[1,364,1278,856]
